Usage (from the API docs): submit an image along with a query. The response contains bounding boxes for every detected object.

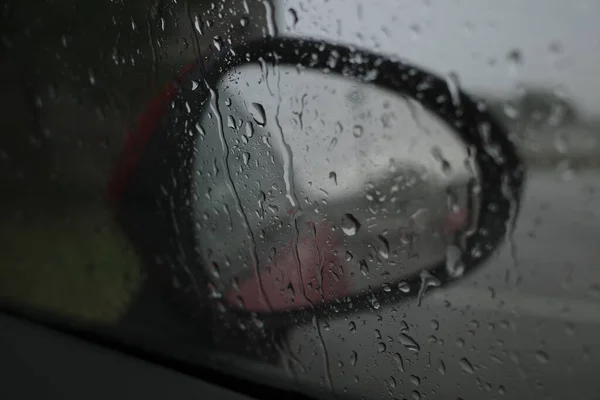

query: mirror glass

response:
[192,63,479,312]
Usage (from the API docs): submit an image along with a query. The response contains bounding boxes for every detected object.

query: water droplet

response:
[286,8,298,28]
[249,102,266,126]
[227,115,236,129]
[410,375,421,386]
[327,51,341,68]
[409,23,421,39]
[350,350,358,366]
[398,281,410,293]
[506,48,523,68]
[328,137,338,150]
[431,146,452,175]
[348,321,356,333]
[410,208,431,233]
[417,271,441,306]
[458,357,474,374]
[207,281,222,299]
[411,390,421,400]
[503,102,520,119]
[240,17,249,27]
[359,259,369,276]
[437,360,446,375]
[535,350,549,364]
[209,262,220,279]
[399,333,420,352]
[392,352,405,372]
[262,0,277,37]
[445,244,465,277]
[388,376,397,389]
[345,250,354,261]
[193,15,203,35]
[399,320,409,332]
[242,152,251,166]
[245,121,254,138]
[191,80,199,91]
[252,316,264,329]
[371,295,381,310]
[377,342,387,353]
[548,40,563,54]
[341,213,360,236]
[287,282,295,298]
[377,235,390,259]
[445,71,461,107]
[213,36,223,51]
[352,124,364,138]
[329,171,337,185]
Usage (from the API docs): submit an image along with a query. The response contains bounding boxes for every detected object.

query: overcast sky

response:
[278,0,600,119]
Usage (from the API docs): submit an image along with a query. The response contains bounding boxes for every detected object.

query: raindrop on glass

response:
[345,250,354,261]
[506,48,523,68]
[349,321,357,333]
[341,213,361,236]
[213,36,223,51]
[209,262,220,279]
[399,333,420,352]
[393,352,405,372]
[445,71,461,107]
[249,102,267,126]
[445,244,465,278]
[352,124,364,138]
[535,350,549,364]
[329,171,338,185]
[245,121,254,138]
[359,259,369,276]
[193,15,203,35]
[227,115,236,129]
[398,281,410,293]
[410,208,431,233]
[377,235,390,259]
[437,360,446,375]
[242,152,251,166]
[286,8,298,28]
[458,357,474,374]
[417,271,441,306]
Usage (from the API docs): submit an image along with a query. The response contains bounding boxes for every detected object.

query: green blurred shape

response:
[0,209,141,325]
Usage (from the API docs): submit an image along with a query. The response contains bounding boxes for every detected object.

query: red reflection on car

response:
[227,220,348,312]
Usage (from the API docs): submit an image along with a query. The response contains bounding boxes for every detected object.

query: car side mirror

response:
[112,37,524,326]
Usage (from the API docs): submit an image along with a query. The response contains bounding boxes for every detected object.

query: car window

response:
[2,1,599,400]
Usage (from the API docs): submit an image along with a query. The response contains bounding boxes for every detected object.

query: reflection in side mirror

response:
[151,38,523,322]
[194,64,477,313]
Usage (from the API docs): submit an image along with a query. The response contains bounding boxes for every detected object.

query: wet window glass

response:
[2,1,599,399]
